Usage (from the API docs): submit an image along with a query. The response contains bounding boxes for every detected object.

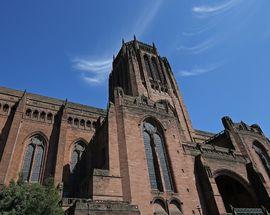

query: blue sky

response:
[1,0,270,136]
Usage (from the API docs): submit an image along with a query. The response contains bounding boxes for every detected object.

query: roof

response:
[0,86,106,115]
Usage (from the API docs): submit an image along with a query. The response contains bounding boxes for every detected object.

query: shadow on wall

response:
[0,104,16,162]
[44,108,63,181]
[62,117,109,199]
[246,162,270,210]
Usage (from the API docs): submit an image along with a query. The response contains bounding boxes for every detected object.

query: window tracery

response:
[70,141,86,173]
[144,55,154,80]
[22,135,45,182]
[142,119,174,192]
[151,57,162,82]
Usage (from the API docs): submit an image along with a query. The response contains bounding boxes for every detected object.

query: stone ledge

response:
[63,198,140,215]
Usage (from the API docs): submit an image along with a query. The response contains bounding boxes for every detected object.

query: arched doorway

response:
[215,175,258,212]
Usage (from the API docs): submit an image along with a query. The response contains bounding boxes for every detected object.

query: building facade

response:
[0,39,269,215]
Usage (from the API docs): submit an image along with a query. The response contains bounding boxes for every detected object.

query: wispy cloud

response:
[192,0,242,17]
[177,37,218,54]
[72,58,112,84]
[133,0,163,37]
[72,0,163,86]
[182,26,213,37]
[178,0,249,55]
[178,63,222,77]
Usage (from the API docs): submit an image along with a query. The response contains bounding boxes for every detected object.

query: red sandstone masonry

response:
[0,40,270,215]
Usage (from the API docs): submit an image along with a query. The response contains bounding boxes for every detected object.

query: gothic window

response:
[74,118,79,127]
[151,57,162,82]
[169,199,183,215]
[80,119,85,127]
[253,141,270,178]
[153,199,168,214]
[67,117,73,124]
[47,113,53,121]
[144,55,154,80]
[33,110,39,119]
[40,112,46,121]
[142,118,174,192]
[70,141,86,173]
[86,120,91,128]
[25,109,32,117]
[3,104,9,113]
[143,131,163,191]
[22,135,45,182]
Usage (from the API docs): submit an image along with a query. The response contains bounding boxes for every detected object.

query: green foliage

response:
[0,178,64,215]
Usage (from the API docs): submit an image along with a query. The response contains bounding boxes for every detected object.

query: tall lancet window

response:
[70,141,86,173]
[144,55,154,80]
[22,135,46,182]
[142,118,174,192]
[253,141,270,178]
[151,57,162,83]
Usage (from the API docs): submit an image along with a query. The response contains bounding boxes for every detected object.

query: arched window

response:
[151,57,162,82]
[169,199,183,215]
[74,118,79,127]
[33,110,39,119]
[80,119,85,128]
[3,104,9,113]
[67,117,73,124]
[92,121,97,129]
[22,135,46,182]
[47,113,53,122]
[144,55,154,80]
[142,118,174,192]
[153,198,168,214]
[86,120,91,128]
[40,112,46,121]
[253,141,270,178]
[70,141,86,173]
[25,109,32,117]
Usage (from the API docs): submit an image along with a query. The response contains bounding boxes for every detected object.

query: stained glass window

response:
[30,145,44,182]
[22,135,45,182]
[143,131,161,190]
[70,150,79,173]
[142,119,174,192]
[22,144,34,181]
[70,141,85,173]
[154,133,173,191]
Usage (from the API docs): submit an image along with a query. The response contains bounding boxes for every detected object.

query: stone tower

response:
[105,38,201,214]
[109,37,194,143]
[0,38,269,214]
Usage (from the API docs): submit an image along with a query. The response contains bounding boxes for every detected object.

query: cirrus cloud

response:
[192,0,243,17]
[177,62,223,77]
[72,0,164,85]
[72,58,112,84]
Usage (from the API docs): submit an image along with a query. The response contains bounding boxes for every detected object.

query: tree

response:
[0,177,64,215]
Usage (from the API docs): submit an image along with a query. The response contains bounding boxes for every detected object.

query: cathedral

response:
[0,38,269,215]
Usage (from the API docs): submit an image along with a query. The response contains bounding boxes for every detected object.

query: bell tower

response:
[109,37,194,142]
